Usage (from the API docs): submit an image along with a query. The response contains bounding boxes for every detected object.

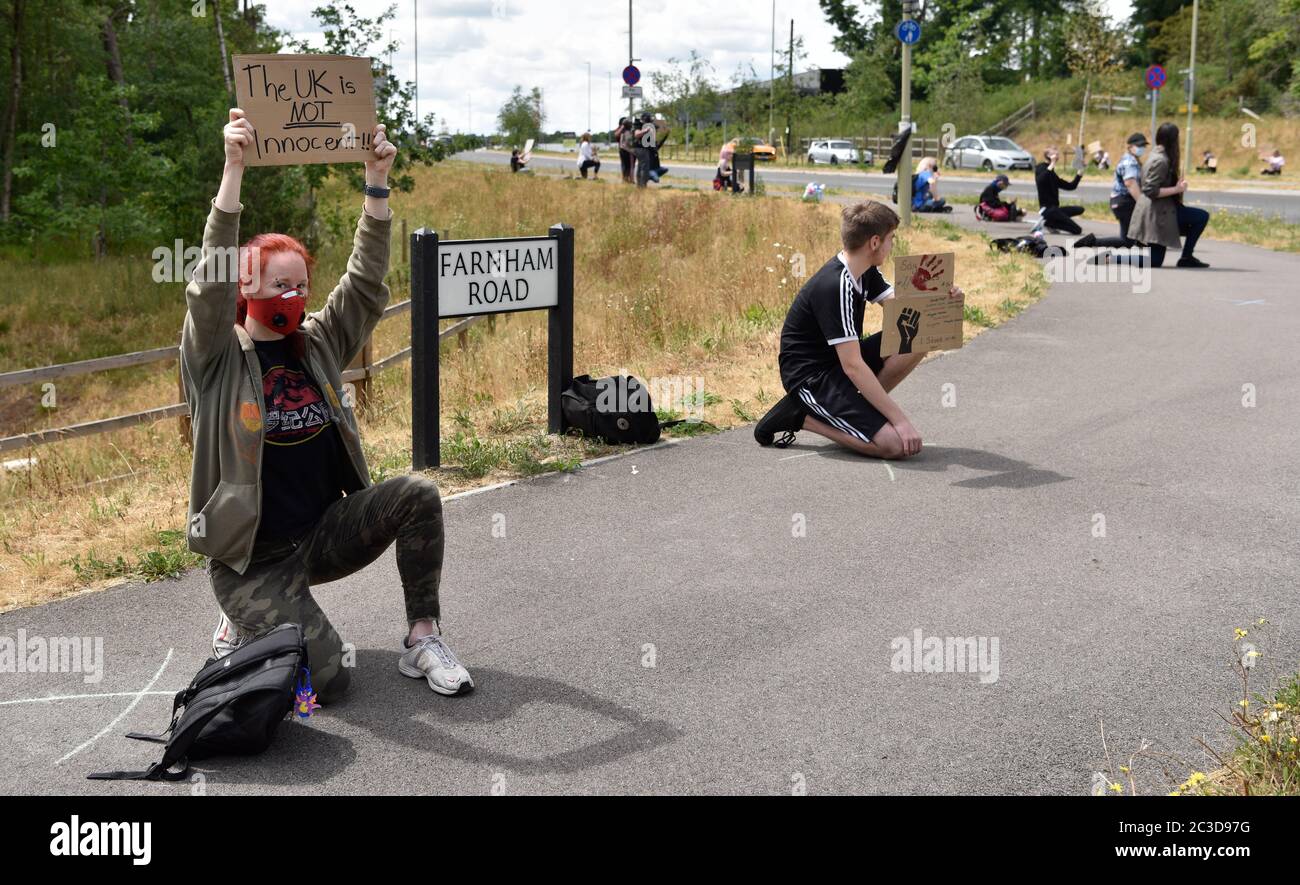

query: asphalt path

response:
[1,182,1297,795]
[469,148,1300,222]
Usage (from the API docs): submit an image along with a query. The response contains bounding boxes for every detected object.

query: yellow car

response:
[725,137,778,162]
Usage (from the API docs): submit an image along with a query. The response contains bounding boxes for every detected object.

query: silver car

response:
[807,139,871,165]
[943,135,1033,171]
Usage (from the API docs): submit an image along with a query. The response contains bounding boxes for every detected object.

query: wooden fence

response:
[0,220,494,456]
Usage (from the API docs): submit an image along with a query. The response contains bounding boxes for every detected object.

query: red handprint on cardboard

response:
[910,254,945,292]
[894,251,955,297]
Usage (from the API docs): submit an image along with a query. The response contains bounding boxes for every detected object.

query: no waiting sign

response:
[1146,64,1167,90]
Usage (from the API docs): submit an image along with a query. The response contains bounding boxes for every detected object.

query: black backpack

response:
[561,374,684,445]
[88,622,309,781]
[989,236,1052,258]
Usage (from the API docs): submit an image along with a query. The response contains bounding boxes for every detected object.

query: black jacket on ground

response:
[1034,163,1080,208]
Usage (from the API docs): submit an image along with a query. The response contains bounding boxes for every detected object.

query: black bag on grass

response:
[88,622,309,781]
[561,374,684,445]
[990,236,1052,258]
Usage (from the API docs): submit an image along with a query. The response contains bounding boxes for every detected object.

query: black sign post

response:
[733,151,756,195]
[410,222,574,470]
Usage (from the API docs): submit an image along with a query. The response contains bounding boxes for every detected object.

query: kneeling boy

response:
[754,200,960,459]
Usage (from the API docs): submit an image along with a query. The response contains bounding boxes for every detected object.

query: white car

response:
[943,135,1033,171]
[808,139,870,165]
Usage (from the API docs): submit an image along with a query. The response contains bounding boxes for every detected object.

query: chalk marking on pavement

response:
[0,690,181,707]
[884,463,896,482]
[55,647,174,765]
[442,439,683,504]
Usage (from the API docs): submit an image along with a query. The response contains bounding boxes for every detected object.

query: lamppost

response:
[898,0,918,227]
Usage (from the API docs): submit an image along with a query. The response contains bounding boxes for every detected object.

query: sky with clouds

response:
[261,0,1136,134]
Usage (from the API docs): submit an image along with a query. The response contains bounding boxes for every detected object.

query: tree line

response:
[0,0,476,260]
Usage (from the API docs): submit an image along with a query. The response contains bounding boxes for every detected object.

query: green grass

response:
[62,529,202,586]
[963,305,995,327]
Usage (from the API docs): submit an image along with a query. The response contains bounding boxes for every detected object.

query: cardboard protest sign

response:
[1086,140,1103,155]
[880,252,963,356]
[894,252,954,297]
[232,54,377,167]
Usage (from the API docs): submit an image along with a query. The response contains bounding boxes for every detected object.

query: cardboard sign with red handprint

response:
[881,252,962,357]
[893,251,955,297]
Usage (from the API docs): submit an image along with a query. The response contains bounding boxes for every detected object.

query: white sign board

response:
[621,85,643,99]
[437,237,558,318]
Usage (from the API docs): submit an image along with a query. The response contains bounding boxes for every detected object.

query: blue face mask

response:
[1134,146,1146,157]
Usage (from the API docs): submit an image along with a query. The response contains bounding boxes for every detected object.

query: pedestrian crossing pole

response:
[1184,0,1199,180]
[898,0,916,227]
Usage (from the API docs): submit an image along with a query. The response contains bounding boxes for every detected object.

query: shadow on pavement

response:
[891,446,1070,488]
[190,720,359,787]
[780,444,1069,489]
[324,650,683,775]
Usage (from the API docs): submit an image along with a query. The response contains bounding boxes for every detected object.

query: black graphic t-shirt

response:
[253,337,346,542]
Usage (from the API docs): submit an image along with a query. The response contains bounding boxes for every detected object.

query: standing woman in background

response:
[616,117,636,183]
[183,108,474,704]
[1128,122,1210,268]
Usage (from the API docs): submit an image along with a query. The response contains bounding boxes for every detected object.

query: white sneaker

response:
[212,610,244,659]
[398,633,474,695]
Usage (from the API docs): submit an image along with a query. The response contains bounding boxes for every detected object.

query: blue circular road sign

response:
[622,65,641,87]
[896,20,921,44]
[1145,64,1167,90]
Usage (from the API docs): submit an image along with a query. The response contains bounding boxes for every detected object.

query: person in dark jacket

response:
[976,174,1024,221]
[1034,148,1085,234]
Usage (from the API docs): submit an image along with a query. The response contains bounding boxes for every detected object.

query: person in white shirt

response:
[577,133,601,179]
[1262,150,1285,176]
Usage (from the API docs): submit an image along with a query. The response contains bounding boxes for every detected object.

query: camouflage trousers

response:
[207,474,445,703]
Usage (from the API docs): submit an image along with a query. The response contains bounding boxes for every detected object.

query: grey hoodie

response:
[180,198,393,574]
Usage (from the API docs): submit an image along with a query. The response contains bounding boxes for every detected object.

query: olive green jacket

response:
[180,198,393,574]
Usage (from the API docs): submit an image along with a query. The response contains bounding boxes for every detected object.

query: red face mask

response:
[244,288,307,336]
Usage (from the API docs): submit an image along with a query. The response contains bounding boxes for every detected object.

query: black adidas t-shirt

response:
[779,253,893,390]
[253,337,347,542]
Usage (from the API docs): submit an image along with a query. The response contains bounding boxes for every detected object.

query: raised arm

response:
[303,124,398,367]
[180,108,254,383]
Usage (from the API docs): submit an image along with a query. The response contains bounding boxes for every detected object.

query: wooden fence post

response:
[346,337,373,408]
[177,357,192,448]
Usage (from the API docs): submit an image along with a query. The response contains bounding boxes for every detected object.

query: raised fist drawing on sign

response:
[910,254,945,292]
[897,306,921,354]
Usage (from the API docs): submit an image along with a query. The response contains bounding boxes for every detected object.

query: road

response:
[468,148,1300,222]
[1,185,1297,795]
